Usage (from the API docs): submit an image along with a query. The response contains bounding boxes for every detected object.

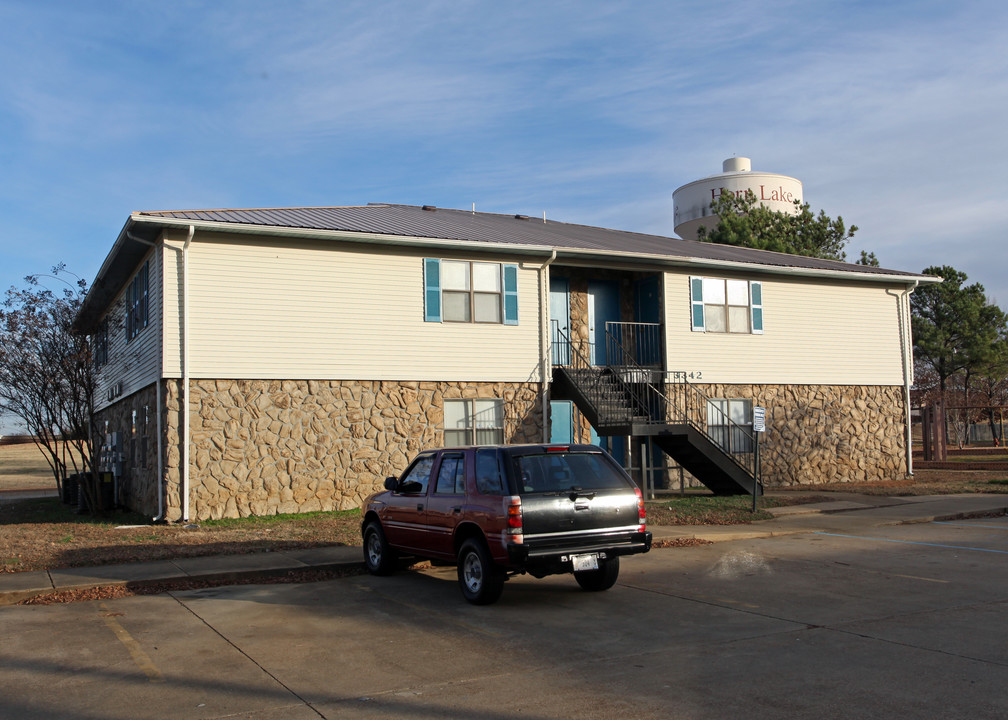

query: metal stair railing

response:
[663,371,757,480]
[605,322,662,369]
[551,322,652,427]
[602,326,757,481]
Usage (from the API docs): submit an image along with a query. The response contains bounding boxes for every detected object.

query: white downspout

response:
[182,225,194,521]
[889,281,918,476]
[540,250,557,442]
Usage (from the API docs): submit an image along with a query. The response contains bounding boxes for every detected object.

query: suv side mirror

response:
[384,476,398,491]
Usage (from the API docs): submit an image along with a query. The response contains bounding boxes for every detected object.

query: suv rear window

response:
[512,451,629,494]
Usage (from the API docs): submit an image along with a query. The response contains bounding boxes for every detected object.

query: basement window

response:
[707,398,754,453]
[444,399,504,445]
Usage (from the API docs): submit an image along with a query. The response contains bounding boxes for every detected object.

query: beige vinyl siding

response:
[162,232,542,382]
[93,249,162,411]
[665,271,906,385]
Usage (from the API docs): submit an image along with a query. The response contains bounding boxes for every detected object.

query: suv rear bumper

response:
[506,531,652,576]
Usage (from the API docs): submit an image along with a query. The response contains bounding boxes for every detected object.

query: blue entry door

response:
[587,280,620,365]
[550,401,574,443]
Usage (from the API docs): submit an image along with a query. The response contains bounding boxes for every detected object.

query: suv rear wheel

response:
[457,538,504,605]
[574,556,620,591]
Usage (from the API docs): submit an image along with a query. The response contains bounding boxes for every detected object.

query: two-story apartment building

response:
[74,203,936,521]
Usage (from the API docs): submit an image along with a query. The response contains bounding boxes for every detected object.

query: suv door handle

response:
[416,503,424,511]
[451,506,462,514]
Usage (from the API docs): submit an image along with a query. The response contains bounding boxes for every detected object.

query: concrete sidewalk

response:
[1,493,1005,606]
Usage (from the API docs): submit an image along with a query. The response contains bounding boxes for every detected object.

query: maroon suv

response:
[361,444,652,604]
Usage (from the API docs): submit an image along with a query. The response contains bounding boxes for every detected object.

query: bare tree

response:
[0,266,100,508]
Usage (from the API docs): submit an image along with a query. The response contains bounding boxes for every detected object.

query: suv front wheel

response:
[457,538,505,605]
[363,520,397,576]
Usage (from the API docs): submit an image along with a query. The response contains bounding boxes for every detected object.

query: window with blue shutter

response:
[690,277,705,331]
[503,264,519,325]
[750,281,763,334]
[424,258,441,322]
[690,276,764,335]
[425,258,518,325]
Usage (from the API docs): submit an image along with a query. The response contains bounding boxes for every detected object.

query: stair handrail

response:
[552,322,652,427]
[603,327,757,480]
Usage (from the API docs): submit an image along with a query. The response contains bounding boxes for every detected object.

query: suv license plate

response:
[571,553,599,572]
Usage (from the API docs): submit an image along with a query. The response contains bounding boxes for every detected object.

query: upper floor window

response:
[126,260,149,341]
[690,276,762,334]
[424,259,518,324]
[93,319,109,368]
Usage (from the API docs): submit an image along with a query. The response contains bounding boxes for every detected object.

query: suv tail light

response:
[635,487,646,533]
[507,496,523,539]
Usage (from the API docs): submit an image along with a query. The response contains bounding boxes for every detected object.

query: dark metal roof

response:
[137,203,916,278]
[75,203,933,333]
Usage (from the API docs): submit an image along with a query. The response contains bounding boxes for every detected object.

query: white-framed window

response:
[444,398,504,445]
[707,398,754,453]
[126,260,149,341]
[424,259,519,325]
[690,277,763,334]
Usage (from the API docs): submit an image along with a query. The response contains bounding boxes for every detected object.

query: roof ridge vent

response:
[422,205,437,211]
[514,214,530,220]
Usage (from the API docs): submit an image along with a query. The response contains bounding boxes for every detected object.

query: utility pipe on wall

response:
[182,225,194,522]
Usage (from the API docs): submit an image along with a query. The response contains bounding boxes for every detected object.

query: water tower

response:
[673,157,803,241]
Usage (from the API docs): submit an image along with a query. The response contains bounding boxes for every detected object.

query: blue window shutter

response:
[503,264,519,325]
[750,281,763,334]
[690,276,705,331]
[424,258,441,322]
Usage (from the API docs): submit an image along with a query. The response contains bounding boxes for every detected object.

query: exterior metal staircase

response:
[550,323,760,496]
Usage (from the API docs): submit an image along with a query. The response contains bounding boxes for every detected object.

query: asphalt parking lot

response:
[2,516,1006,720]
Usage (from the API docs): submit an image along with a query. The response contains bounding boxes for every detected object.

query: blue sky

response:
[1,2,1006,312]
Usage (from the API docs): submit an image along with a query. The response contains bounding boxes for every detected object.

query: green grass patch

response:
[946,455,1008,463]
[646,494,784,525]
[200,508,362,529]
[987,479,1008,486]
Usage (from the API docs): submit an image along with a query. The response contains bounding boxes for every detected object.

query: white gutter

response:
[538,250,558,442]
[888,281,919,476]
[182,225,194,522]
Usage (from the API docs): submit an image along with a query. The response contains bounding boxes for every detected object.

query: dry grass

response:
[0,498,362,574]
[0,440,85,491]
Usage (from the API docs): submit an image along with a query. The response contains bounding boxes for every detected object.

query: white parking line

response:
[814,532,1008,554]
[931,521,1008,531]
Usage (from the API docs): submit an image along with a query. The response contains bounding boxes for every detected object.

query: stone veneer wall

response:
[671,383,908,486]
[92,384,162,517]
[155,379,543,522]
